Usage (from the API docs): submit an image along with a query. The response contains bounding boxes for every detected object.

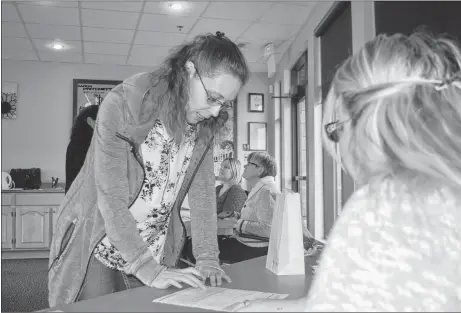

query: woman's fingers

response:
[209,274,217,287]
[177,273,206,290]
[221,273,232,283]
[168,279,183,289]
[180,267,206,280]
[216,274,223,286]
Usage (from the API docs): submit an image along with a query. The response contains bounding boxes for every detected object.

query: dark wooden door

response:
[316,1,353,239]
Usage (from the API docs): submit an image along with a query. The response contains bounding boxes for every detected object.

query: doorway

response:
[290,51,309,230]
[315,1,353,239]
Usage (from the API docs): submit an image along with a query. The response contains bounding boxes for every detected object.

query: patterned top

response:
[305,180,461,311]
[216,184,247,214]
[94,120,196,271]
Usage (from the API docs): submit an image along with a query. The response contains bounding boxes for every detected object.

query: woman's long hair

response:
[149,32,249,144]
[322,31,461,191]
[70,104,99,143]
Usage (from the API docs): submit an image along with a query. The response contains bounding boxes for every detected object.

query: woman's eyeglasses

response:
[195,66,234,110]
[324,120,350,143]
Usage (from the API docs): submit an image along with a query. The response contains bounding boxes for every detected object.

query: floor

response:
[1,258,49,312]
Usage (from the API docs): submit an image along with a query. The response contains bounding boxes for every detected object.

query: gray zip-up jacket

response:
[48,72,220,307]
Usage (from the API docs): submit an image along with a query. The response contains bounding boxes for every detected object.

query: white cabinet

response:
[2,206,14,249]
[15,206,50,249]
[1,191,64,258]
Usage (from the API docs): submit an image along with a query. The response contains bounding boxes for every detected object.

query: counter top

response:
[2,182,65,193]
[43,255,319,312]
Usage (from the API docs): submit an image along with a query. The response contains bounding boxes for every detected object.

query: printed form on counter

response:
[153,286,289,311]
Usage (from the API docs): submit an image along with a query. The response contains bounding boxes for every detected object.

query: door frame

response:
[290,51,308,193]
[314,1,352,240]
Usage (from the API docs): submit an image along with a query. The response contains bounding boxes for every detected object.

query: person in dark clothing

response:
[65,104,99,193]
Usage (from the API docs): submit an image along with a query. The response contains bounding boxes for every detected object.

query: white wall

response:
[1,59,268,182]
[1,60,149,182]
[235,72,269,165]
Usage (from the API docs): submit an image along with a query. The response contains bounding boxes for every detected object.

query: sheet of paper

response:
[153,287,289,311]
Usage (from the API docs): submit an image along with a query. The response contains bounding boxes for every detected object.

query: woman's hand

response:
[150,267,206,290]
[196,263,232,287]
[229,298,306,312]
[233,218,242,230]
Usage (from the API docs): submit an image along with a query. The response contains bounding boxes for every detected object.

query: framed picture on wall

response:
[248,122,267,151]
[248,93,264,112]
[73,79,122,120]
[2,82,18,119]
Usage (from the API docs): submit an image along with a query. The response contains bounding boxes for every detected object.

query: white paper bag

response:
[266,189,305,276]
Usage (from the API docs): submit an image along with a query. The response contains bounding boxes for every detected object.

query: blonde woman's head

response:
[322,31,461,188]
[219,158,243,184]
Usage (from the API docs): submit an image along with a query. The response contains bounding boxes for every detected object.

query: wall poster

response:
[73,79,122,120]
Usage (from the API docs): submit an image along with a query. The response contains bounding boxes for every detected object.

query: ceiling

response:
[1,1,316,72]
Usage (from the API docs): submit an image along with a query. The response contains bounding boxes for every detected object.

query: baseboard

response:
[2,249,49,259]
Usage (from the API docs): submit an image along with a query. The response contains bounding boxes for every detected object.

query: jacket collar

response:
[246,176,276,200]
[121,72,158,124]
[119,72,159,145]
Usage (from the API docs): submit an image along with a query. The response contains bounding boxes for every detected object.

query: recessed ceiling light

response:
[46,40,70,51]
[50,43,64,50]
[161,2,191,14]
[169,2,183,10]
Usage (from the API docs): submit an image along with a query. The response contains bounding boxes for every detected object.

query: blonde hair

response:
[221,158,243,184]
[322,31,461,189]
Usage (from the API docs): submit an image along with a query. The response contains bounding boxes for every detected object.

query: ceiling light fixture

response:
[46,39,69,51]
[50,43,64,50]
[264,43,275,57]
[169,2,183,10]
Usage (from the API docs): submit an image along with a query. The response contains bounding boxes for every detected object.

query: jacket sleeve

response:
[238,188,277,238]
[188,142,220,264]
[94,88,165,286]
[222,185,248,213]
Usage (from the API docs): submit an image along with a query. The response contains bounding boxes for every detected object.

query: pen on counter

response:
[180,258,195,267]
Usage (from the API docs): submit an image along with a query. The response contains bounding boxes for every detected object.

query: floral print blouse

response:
[305,180,461,311]
[94,119,196,271]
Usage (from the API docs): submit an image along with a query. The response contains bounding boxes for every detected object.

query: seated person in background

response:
[65,104,99,194]
[216,158,247,218]
[218,152,279,263]
[181,158,247,264]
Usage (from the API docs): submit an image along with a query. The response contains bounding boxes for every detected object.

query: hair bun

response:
[215,31,225,39]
